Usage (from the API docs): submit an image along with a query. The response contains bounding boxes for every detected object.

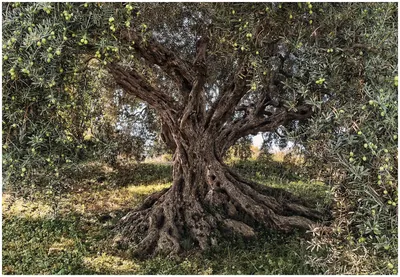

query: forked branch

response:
[120,28,195,96]
[205,60,252,131]
[180,35,209,130]
[217,104,312,153]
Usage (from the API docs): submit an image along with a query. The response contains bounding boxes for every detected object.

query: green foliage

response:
[286,2,398,274]
[2,2,159,192]
[2,2,386,191]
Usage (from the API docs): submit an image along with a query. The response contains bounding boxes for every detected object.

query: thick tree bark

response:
[113,130,322,257]
[109,28,321,257]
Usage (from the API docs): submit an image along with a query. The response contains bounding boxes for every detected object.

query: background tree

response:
[225,136,253,161]
[3,2,396,259]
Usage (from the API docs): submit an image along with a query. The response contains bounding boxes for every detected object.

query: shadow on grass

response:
[65,158,307,194]
[2,212,142,275]
[120,229,324,275]
[20,159,329,217]
[3,180,327,275]
[109,163,173,187]
[61,161,173,195]
[230,158,303,183]
[3,159,331,274]
[2,213,324,275]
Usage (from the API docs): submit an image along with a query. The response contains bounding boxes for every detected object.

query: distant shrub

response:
[225,136,253,162]
[161,153,173,162]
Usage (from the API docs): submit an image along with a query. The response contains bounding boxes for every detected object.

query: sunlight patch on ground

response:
[2,194,53,219]
[271,151,286,162]
[126,182,171,195]
[83,254,140,274]
[3,181,172,219]
[48,237,76,254]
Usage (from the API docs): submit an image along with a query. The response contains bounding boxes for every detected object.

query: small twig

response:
[310,26,321,37]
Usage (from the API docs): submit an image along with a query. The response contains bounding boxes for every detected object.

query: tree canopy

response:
[2,2,334,185]
[3,2,398,261]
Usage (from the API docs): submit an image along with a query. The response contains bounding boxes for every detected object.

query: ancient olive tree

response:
[106,3,323,255]
[3,2,367,256]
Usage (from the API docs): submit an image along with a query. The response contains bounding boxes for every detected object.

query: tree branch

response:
[180,35,209,131]
[217,104,312,154]
[120,28,195,97]
[109,63,187,152]
[205,59,251,131]
[109,63,178,113]
[161,122,177,151]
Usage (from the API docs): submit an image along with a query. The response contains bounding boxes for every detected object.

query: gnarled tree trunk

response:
[113,120,321,257]
[109,28,322,257]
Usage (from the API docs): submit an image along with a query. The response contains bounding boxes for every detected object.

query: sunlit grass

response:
[83,254,140,274]
[49,237,76,254]
[3,195,53,219]
[126,182,171,194]
[3,183,172,219]
[2,160,330,274]
[272,151,286,162]
[58,182,172,215]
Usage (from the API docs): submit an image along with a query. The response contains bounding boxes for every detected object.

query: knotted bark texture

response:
[113,143,322,258]
[109,26,322,257]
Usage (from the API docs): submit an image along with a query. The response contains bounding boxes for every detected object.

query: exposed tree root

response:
[113,164,324,258]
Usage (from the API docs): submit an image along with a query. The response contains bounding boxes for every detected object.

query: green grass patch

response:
[3,160,330,274]
[232,159,331,208]
[138,230,323,275]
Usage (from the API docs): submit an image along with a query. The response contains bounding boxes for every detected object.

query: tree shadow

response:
[229,159,331,208]
[3,170,326,275]
[3,158,330,274]
[63,158,300,196]
[109,162,172,188]
[230,158,303,183]
[61,161,173,195]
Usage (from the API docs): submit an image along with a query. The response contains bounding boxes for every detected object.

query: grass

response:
[2,158,331,274]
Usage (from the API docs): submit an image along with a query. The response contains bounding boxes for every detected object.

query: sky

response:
[252,133,263,148]
[252,133,295,153]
